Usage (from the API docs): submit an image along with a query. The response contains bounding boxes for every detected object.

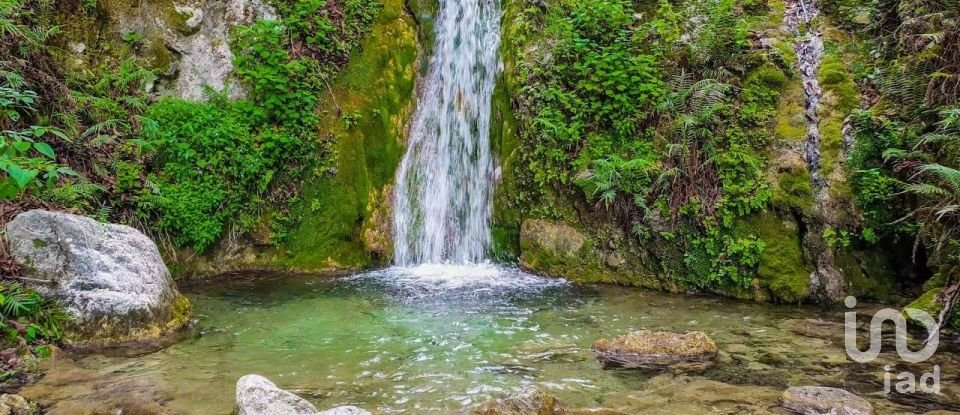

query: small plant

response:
[0,283,68,345]
[121,31,145,47]
[824,228,853,249]
[341,110,362,130]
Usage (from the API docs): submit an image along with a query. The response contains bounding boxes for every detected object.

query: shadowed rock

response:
[592,330,717,369]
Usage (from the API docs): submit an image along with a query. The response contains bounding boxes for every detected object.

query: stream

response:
[20,265,960,414]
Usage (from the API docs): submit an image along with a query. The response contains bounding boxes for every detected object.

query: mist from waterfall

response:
[392,0,502,265]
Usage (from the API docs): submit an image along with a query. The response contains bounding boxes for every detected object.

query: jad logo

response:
[844,296,941,395]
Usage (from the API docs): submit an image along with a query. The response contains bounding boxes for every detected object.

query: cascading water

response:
[392,0,502,266]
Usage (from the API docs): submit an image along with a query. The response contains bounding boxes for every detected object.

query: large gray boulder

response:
[781,386,874,415]
[235,375,371,415]
[5,210,190,344]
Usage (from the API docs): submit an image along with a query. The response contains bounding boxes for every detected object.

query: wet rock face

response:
[235,375,371,415]
[781,386,875,415]
[520,219,587,259]
[592,330,718,370]
[5,210,190,344]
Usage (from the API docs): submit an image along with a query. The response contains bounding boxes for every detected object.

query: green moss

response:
[923,273,947,291]
[736,212,811,302]
[773,166,814,211]
[747,65,788,90]
[280,0,418,270]
[905,288,960,329]
[168,294,193,328]
[490,48,522,262]
[64,293,192,346]
[819,57,859,112]
[835,250,895,301]
[775,78,807,142]
[144,36,173,73]
[817,53,859,179]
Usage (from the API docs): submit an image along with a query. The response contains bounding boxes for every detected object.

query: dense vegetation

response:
[1,0,381,350]
[499,0,958,321]
[828,0,960,327]
[0,0,380,252]
[503,0,798,294]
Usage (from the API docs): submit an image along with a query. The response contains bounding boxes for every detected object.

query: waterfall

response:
[392,0,502,266]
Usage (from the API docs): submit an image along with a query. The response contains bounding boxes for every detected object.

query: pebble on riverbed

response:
[591,330,718,370]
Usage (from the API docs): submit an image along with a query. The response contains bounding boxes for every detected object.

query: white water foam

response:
[353,264,567,295]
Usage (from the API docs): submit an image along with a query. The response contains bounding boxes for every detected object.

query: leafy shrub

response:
[139,98,304,251]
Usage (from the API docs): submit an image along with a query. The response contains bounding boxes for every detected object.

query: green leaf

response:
[57,166,78,176]
[13,140,31,152]
[7,165,38,189]
[49,129,70,141]
[33,142,55,159]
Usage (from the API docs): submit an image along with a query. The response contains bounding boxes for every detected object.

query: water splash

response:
[392,0,502,265]
[349,263,567,300]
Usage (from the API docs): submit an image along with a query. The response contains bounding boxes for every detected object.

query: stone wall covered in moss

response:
[492,0,908,304]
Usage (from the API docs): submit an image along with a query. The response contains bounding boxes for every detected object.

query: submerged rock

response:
[781,386,874,415]
[466,387,566,415]
[5,210,191,344]
[235,375,319,415]
[592,330,717,369]
[602,374,782,414]
[318,407,372,415]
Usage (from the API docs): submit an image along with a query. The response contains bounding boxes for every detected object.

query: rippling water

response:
[22,268,960,414]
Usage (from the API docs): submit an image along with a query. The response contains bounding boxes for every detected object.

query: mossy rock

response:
[279,0,419,270]
[736,212,811,302]
[905,288,959,330]
[490,38,522,262]
[772,164,814,212]
[774,78,807,142]
[834,249,896,301]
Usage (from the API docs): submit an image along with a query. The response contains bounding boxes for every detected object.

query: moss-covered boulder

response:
[736,212,812,302]
[591,330,718,370]
[5,210,191,345]
[906,288,960,330]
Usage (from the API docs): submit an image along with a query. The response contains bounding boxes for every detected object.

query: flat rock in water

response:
[781,386,874,415]
[591,330,717,369]
[5,210,190,344]
[781,319,852,344]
